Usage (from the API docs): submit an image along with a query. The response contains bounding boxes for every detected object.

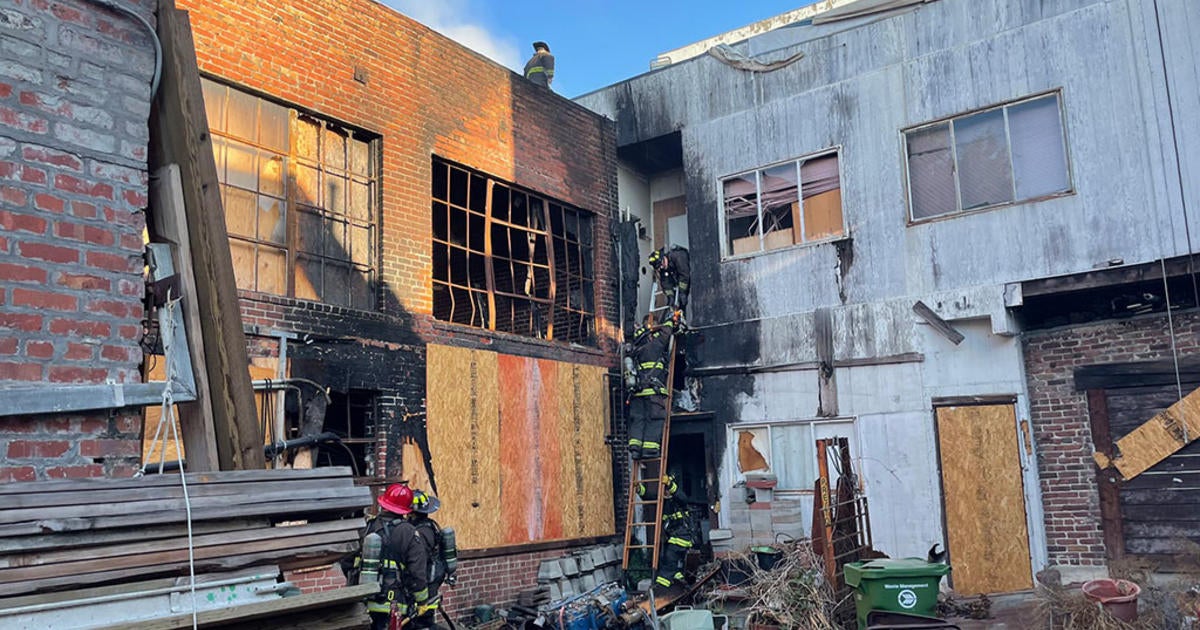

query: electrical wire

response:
[81,0,162,97]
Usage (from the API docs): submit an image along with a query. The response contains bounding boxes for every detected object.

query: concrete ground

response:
[946,592,1041,629]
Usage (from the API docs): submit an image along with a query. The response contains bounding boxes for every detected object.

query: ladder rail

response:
[621,310,680,573]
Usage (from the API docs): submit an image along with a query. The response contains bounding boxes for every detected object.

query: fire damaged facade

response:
[178,0,621,606]
[0,0,621,612]
[578,0,1200,593]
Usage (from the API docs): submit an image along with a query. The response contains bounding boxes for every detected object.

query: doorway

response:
[935,403,1033,594]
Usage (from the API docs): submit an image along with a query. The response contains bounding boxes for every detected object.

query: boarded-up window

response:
[905,92,1070,221]
[431,158,596,345]
[202,78,379,310]
[731,419,856,491]
[722,149,844,257]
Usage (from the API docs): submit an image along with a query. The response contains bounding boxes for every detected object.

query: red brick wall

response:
[0,0,155,478]
[1023,310,1200,569]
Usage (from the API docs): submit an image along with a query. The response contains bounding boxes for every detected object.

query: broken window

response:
[307,389,377,477]
[431,158,596,345]
[731,418,856,491]
[202,78,379,310]
[905,92,1071,221]
[722,150,844,257]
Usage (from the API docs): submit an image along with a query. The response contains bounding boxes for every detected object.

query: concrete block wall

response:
[1023,310,1200,571]
[0,0,156,479]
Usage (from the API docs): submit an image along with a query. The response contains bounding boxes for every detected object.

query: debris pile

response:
[707,542,845,630]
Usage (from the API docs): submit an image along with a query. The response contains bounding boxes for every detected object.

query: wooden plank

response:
[2,542,358,598]
[1087,390,1126,561]
[97,584,378,630]
[0,485,367,525]
[0,519,266,555]
[0,477,353,511]
[0,529,355,584]
[913,300,965,345]
[1,519,360,571]
[147,165,219,472]
[935,404,1033,594]
[0,466,354,496]
[151,1,263,470]
[213,601,370,630]
[0,494,370,538]
[0,565,278,610]
[1094,385,1200,479]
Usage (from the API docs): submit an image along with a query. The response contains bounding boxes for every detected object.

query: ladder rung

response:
[629,522,658,527]
[632,500,658,505]
[625,544,655,549]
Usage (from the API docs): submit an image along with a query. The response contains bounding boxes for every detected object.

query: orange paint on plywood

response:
[497,354,533,544]
[536,358,564,540]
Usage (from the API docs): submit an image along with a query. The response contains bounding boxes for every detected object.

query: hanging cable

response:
[1161,260,1187,444]
[80,0,162,97]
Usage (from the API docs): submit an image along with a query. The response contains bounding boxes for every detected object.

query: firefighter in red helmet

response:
[343,483,434,630]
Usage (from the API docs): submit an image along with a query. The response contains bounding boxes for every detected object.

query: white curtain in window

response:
[1009,95,1069,199]
[771,423,814,490]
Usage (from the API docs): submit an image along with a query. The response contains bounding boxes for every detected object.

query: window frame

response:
[430,157,597,346]
[902,89,1074,225]
[725,416,858,494]
[202,76,382,312]
[718,146,847,261]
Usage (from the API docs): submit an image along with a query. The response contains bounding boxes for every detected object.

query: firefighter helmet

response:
[648,248,664,266]
[411,490,441,515]
[378,483,414,515]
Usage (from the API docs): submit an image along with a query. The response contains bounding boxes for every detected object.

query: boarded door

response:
[935,404,1033,594]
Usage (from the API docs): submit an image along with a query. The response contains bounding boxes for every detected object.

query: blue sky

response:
[382,0,817,98]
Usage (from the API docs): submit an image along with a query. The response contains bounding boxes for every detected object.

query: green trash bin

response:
[843,558,950,629]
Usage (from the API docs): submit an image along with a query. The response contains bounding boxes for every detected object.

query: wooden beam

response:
[1094,384,1200,480]
[1020,255,1193,298]
[150,0,263,470]
[147,166,218,472]
[1086,390,1125,561]
[0,466,354,496]
[912,300,965,345]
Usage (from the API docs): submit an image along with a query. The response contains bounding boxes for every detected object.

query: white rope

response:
[136,296,199,629]
[1161,259,1187,443]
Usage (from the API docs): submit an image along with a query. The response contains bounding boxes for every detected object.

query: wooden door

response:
[652,196,686,251]
[935,404,1033,594]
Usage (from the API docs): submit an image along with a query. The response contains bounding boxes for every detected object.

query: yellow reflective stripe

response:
[527,66,546,74]
[413,587,429,602]
[634,387,668,396]
[367,601,391,613]
[641,441,660,449]
[638,361,664,369]
[628,439,642,446]
[667,537,693,548]
[655,575,672,587]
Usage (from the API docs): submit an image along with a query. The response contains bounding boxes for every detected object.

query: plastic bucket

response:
[1082,579,1140,622]
[751,546,782,572]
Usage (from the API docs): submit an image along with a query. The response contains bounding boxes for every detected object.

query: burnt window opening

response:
[202,77,380,311]
[303,389,378,478]
[431,158,596,345]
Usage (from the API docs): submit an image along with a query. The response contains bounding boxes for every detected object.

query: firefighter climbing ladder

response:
[620,322,680,573]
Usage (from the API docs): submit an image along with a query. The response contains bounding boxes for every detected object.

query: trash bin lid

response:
[845,558,951,585]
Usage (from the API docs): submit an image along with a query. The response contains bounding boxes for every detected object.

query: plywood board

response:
[425,345,612,549]
[936,404,1032,594]
[1094,384,1200,480]
[803,188,844,241]
[425,344,500,550]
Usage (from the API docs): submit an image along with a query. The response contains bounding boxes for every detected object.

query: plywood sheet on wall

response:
[936,404,1033,594]
[426,344,614,550]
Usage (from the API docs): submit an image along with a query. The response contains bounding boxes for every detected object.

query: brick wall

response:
[0,0,156,478]
[1023,310,1200,569]
[173,0,621,606]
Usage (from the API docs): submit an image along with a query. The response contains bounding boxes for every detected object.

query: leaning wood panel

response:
[1095,384,1200,480]
[936,404,1033,594]
[497,354,537,545]
[425,344,501,550]
[152,1,262,470]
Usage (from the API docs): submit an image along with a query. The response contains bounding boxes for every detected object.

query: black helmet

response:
[411,489,441,515]
[532,41,550,52]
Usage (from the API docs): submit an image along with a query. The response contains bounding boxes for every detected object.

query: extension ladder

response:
[620,319,680,573]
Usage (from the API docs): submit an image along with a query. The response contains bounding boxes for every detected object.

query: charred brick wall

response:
[0,0,156,479]
[1023,310,1200,569]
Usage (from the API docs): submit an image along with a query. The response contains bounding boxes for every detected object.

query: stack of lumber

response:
[0,467,374,629]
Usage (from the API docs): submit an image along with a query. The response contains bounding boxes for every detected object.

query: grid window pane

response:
[907,124,957,220]
[431,158,595,345]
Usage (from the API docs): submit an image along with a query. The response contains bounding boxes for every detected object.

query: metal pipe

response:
[0,571,275,616]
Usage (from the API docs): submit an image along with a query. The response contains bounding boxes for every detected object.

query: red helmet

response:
[378,483,414,515]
